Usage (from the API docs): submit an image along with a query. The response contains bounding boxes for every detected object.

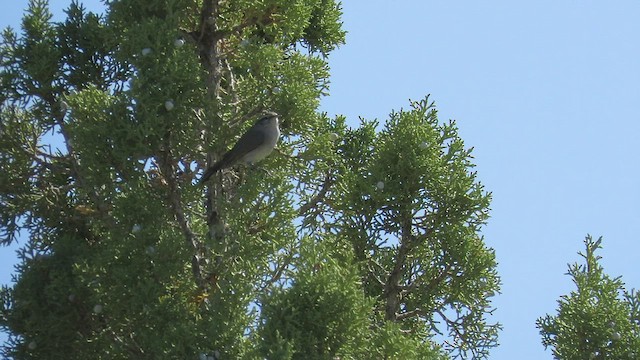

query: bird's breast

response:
[241,126,280,164]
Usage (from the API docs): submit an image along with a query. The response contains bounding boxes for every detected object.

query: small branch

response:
[297,170,333,216]
[436,308,466,342]
[396,308,423,321]
[400,263,451,296]
[213,18,260,40]
[426,265,453,292]
[228,105,264,128]
[367,258,387,287]
[107,328,145,358]
[222,57,239,107]
[260,251,295,292]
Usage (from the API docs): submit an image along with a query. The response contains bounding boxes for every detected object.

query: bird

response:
[199,111,280,183]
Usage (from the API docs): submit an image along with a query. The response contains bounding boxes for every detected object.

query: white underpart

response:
[241,117,280,164]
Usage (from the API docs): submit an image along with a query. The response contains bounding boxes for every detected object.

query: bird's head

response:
[257,111,279,127]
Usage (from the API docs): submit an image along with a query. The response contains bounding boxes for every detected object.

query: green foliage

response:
[18,0,59,97]
[537,235,640,359]
[259,237,372,359]
[368,321,448,360]
[4,240,94,358]
[57,2,123,89]
[0,0,498,359]
[329,98,500,359]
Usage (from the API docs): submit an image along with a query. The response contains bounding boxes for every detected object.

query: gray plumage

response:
[200,112,280,183]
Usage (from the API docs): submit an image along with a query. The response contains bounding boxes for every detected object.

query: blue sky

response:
[2,1,640,359]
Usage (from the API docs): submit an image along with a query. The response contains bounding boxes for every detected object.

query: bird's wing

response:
[221,125,266,165]
[199,124,266,184]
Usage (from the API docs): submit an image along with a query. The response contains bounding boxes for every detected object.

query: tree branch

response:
[197,0,230,289]
[156,138,204,288]
[367,257,387,287]
[396,308,423,321]
[383,211,416,321]
[435,308,467,344]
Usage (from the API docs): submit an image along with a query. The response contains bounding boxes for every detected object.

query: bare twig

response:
[367,258,387,287]
[221,57,239,107]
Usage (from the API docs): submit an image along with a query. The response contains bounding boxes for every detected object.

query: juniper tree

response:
[0,1,500,358]
[537,236,640,359]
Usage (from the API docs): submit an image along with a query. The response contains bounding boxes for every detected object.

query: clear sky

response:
[2,1,640,359]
